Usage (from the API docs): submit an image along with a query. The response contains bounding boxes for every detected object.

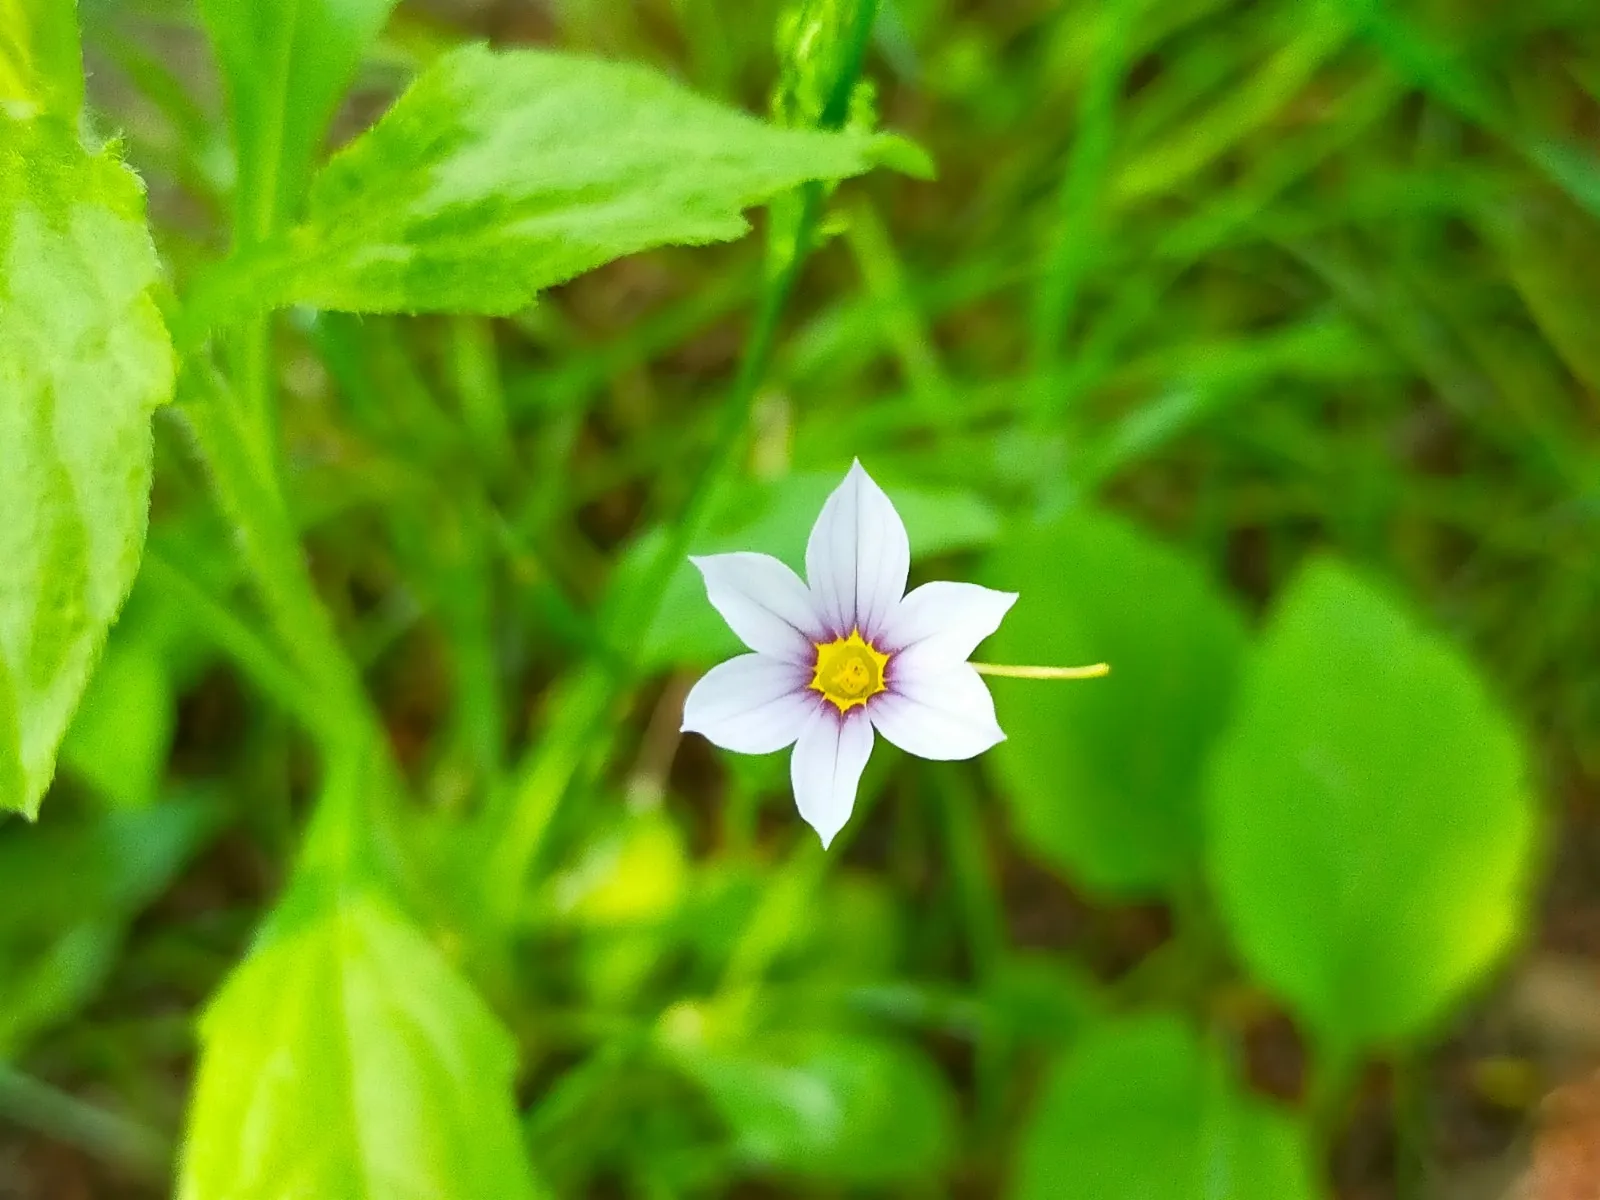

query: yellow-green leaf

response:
[0,114,173,816]
[190,45,928,322]
[178,879,544,1200]
[0,0,82,119]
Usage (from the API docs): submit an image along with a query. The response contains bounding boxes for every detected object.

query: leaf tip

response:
[867,133,936,181]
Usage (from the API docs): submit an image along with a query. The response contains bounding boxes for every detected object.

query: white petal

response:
[681,654,814,754]
[870,662,1004,761]
[882,581,1018,671]
[789,705,875,849]
[691,552,825,663]
[804,460,910,642]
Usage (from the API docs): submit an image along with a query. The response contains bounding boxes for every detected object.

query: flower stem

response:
[483,2,883,935]
[969,661,1111,679]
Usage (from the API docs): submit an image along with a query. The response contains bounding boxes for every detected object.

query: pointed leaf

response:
[190,45,929,321]
[0,115,173,816]
[178,879,544,1200]
[1204,559,1538,1049]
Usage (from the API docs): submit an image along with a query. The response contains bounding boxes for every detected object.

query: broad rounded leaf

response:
[197,45,930,319]
[0,116,173,816]
[677,1033,954,1184]
[177,882,544,1200]
[982,509,1248,896]
[1204,558,1538,1049]
[1012,1016,1319,1200]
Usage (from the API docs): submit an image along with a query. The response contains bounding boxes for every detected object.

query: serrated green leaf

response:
[674,1032,954,1184]
[1012,1016,1320,1200]
[0,0,82,119]
[178,878,544,1200]
[1204,559,1538,1050]
[628,472,1000,668]
[0,116,173,817]
[982,509,1248,897]
[189,44,927,322]
[198,0,401,242]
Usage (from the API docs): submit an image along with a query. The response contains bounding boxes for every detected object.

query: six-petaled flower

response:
[680,461,1017,847]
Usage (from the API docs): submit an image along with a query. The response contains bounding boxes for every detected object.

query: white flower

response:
[680,461,1017,848]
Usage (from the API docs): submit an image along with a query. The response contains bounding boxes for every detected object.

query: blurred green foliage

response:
[985,509,1249,896]
[1013,1016,1320,1199]
[1,0,1596,1195]
[1207,559,1537,1054]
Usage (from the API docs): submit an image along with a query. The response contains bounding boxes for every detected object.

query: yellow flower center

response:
[809,629,890,714]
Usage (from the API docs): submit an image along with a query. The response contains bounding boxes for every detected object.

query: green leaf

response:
[61,629,173,810]
[1012,1016,1320,1200]
[0,116,174,817]
[190,44,928,321]
[771,0,875,130]
[178,878,544,1200]
[765,0,886,272]
[1486,194,1600,395]
[628,472,1000,668]
[981,508,1248,896]
[0,0,82,119]
[0,800,211,929]
[0,797,218,1053]
[197,0,401,242]
[1204,559,1538,1049]
[674,1032,954,1184]
[985,953,1101,1044]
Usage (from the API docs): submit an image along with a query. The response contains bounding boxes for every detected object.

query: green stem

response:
[178,365,369,740]
[483,663,616,929]
[179,363,411,901]
[1392,1052,1427,1200]
[609,0,878,642]
[1029,1,1133,379]
[843,195,955,422]
[610,185,822,645]
[234,317,278,469]
[483,0,882,925]
[0,1065,169,1179]
[930,771,1005,979]
[298,733,384,884]
[140,547,324,736]
[482,204,821,929]
[930,770,1011,1137]
[1307,1041,1358,1151]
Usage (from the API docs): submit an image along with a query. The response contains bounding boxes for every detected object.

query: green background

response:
[0,0,1595,1196]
